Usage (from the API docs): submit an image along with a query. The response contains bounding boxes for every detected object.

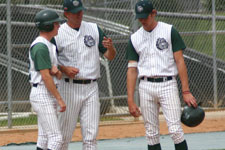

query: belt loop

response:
[163,77,167,82]
[144,77,147,81]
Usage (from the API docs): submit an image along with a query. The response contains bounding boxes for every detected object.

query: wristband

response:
[128,62,138,68]
[182,91,190,94]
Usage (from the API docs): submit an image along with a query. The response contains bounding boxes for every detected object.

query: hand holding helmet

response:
[181,103,205,127]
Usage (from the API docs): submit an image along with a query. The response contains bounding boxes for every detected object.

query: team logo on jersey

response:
[156,38,168,50]
[137,6,143,12]
[84,35,95,47]
[73,0,79,6]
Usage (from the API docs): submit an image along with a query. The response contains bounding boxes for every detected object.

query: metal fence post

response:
[6,0,13,128]
[212,0,218,109]
[105,59,116,113]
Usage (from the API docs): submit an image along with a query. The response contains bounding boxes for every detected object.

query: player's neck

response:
[39,32,53,41]
[143,21,158,32]
[67,21,81,29]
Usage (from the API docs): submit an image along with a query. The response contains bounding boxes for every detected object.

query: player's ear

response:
[151,9,157,16]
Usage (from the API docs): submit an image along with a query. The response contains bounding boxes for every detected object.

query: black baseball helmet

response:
[181,105,205,127]
[35,9,65,32]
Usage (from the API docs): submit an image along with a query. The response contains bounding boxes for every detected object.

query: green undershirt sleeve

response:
[30,43,51,71]
[98,26,107,54]
[171,26,186,52]
[126,39,139,61]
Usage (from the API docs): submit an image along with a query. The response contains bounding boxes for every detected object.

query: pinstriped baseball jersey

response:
[29,36,63,150]
[126,21,187,147]
[127,0,190,149]
[53,20,108,150]
[29,36,59,84]
[55,21,101,79]
[131,22,177,78]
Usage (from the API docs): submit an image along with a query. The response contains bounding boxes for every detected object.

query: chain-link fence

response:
[0,0,225,129]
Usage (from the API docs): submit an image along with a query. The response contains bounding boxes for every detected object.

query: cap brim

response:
[68,6,86,14]
[135,13,149,19]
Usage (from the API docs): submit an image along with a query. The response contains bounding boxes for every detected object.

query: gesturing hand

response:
[102,37,114,49]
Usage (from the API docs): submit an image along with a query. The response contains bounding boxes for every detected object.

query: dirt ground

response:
[1,111,225,146]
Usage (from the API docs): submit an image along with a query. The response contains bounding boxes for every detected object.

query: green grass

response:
[0,115,122,127]
[0,114,37,127]
[100,116,123,122]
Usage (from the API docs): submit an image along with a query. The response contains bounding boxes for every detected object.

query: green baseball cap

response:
[63,0,85,14]
[135,0,154,19]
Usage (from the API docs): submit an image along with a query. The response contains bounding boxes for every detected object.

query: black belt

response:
[32,83,38,87]
[65,78,97,84]
[32,83,58,88]
[141,76,173,82]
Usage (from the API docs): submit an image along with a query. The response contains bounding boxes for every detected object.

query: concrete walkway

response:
[1,131,225,150]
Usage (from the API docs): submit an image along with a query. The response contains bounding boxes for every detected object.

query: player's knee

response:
[61,143,69,150]
[146,134,160,145]
[54,134,63,146]
[49,133,63,147]
[83,140,97,150]
[37,137,48,149]
[170,132,184,144]
[83,139,97,145]
[168,125,184,143]
[60,137,70,150]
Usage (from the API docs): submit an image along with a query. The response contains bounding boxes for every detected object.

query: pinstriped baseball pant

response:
[139,78,185,146]
[58,80,100,150]
[30,84,63,150]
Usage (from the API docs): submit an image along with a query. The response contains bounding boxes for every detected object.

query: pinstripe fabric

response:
[30,84,63,150]
[131,22,178,78]
[139,78,184,145]
[55,21,101,150]
[55,21,100,79]
[29,36,59,85]
[58,80,100,150]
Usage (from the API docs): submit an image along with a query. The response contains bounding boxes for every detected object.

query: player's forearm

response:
[104,46,116,60]
[174,51,190,92]
[177,60,190,92]
[40,69,62,101]
[127,68,138,102]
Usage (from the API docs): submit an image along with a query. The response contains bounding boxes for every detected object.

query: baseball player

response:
[126,0,197,150]
[29,9,66,150]
[51,0,116,149]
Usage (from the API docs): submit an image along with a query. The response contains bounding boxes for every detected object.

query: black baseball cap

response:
[135,0,154,19]
[63,0,85,14]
